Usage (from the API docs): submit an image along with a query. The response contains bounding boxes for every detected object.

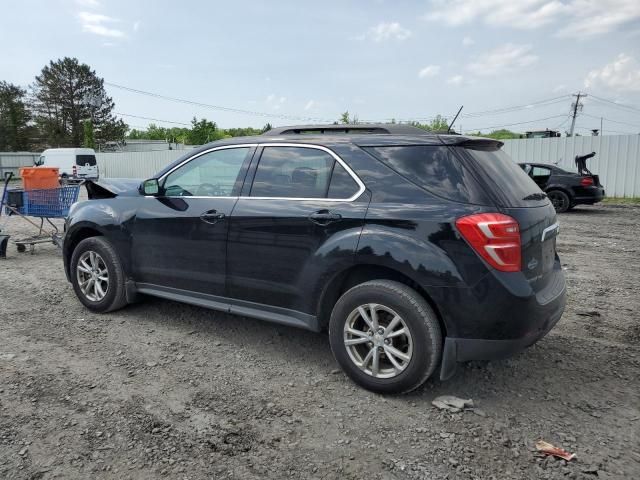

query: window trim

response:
[156,144,258,198]
[245,143,365,202]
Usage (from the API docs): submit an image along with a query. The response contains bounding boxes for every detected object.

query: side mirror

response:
[140,178,160,196]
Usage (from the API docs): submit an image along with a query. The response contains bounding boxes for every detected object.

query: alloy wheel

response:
[343,303,413,379]
[76,251,109,302]
[548,191,568,212]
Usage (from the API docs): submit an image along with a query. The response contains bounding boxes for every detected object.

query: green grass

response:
[602,197,640,204]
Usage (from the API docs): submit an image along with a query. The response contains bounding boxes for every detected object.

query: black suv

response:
[63,124,566,393]
[519,162,605,213]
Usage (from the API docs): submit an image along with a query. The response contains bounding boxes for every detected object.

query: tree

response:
[410,115,449,132]
[83,119,95,148]
[30,57,127,148]
[0,81,32,151]
[187,117,226,145]
[339,111,359,125]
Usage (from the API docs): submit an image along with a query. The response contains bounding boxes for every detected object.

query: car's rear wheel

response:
[329,280,442,394]
[547,190,571,213]
[70,237,128,313]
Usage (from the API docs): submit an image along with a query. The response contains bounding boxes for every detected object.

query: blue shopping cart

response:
[1,172,80,253]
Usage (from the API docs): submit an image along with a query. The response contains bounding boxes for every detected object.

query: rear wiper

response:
[522,192,548,201]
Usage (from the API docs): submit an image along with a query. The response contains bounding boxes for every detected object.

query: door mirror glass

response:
[141,178,160,196]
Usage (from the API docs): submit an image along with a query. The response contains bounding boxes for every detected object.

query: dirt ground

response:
[0,198,638,480]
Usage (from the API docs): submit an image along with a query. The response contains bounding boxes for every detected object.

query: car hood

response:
[85,178,142,199]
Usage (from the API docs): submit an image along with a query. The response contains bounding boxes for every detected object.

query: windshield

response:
[464,146,549,207]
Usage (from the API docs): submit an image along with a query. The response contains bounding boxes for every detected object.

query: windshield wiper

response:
[522,192,548,201]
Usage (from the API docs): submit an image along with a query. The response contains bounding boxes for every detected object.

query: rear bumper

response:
[573,186,605,204]
[438,264,567,380]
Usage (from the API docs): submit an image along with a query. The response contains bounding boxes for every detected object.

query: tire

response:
[329,280,442,394]
[70,237,128,313]
[547,190,571,213]
[16,244,26,253]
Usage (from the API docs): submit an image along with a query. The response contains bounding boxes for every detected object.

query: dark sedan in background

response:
[519,162,605,212]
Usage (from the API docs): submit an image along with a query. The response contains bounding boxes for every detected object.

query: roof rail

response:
[261,123,431,136]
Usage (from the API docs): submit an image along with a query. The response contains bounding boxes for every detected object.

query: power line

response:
[115,112,191,126]
[463,114,567,133]
[106,81,333,123]
[581,112,640,130]
[589,94,640,115]
[388,95,571,123]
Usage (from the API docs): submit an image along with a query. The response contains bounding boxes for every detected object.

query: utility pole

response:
[568,92,585,137]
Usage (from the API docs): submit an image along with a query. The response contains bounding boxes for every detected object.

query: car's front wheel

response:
[329,280,442,394]
[70,236,128,313]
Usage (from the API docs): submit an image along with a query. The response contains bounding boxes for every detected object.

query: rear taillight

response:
[72,165,77,176]
[456,213,521,272]
[580,177,594,186]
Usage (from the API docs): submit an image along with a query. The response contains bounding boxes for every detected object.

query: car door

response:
[226,144,368,317]
[131,144,255,296]
[529,165,552,189]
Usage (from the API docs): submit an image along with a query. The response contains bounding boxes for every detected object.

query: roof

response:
[262,123,433,136]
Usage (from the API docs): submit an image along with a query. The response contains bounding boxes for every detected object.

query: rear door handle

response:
[200,210,226,224]
[308,210,342,225]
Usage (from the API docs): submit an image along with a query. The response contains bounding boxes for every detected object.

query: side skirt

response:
[135,283,320,332]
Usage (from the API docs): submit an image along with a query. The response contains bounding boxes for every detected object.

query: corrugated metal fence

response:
[95,150,187,178]
[3,134,639,196]
[502,134,640,197]
[0,152,40,178]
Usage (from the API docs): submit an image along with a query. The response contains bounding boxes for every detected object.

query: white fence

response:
[502,134,640,197]
[95,150,187,178]
[3,133,640,196]
[0,152,41,178]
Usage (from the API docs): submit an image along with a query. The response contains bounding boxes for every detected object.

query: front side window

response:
[163,147,250,197]
[250,146,335,198]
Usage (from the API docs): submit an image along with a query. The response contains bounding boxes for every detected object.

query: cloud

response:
[425,0,563,29]
[77,11,125,38]
[133,21,140,32]
[304,100,316,111]
[359,22,411,42]
[462,36,475,46]
[553,84,567,93]
[418,65,441,78]
[468,43,538,76]
[447,75,464,86]
[584,53,640,92]
[424,0,640,37]
[557,1,640,38]
[75,0,101,6]
[266,94,286,110]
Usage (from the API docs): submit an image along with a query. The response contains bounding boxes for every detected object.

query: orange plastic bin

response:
[20,167,60,190]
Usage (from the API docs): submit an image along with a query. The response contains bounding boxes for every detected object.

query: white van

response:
[36,148,99,181]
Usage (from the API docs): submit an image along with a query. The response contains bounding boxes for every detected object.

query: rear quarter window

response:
[462,146,549,207]
[362,145,491,205]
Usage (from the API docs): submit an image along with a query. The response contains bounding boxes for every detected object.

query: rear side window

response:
[363,145,490,204]
[76,154,96,166]
[250,146,334,198]
[463,146,548,207]
[328,162,359,199]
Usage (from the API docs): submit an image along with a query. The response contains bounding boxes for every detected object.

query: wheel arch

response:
[63,225,104,280]
[316,263,448,337]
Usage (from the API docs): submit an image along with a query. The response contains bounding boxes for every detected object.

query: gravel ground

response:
[0,197,639,480]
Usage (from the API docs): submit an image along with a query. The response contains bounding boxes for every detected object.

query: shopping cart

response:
[1,172,80,253]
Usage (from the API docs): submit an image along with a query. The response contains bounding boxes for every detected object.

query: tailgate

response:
[503,203,559,286]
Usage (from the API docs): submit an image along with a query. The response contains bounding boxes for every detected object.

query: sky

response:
[1,0,640,135]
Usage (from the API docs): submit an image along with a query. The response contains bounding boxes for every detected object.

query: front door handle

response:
[308,210,342,225]
[200,210,226,224]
